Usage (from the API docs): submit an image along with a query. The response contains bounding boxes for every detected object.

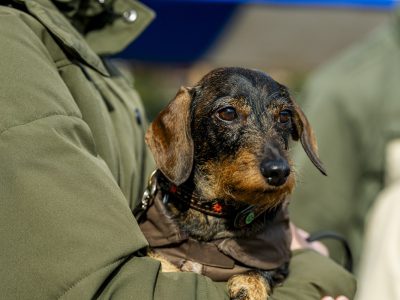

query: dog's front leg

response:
[180,260,204,274]
[228,271,271,300]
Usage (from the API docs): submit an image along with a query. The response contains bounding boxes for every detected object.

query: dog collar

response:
[136,170,277,228]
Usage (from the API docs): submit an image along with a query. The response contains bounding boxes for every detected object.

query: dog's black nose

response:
[260,159,290,186]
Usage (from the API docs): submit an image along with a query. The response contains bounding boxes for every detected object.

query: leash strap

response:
[306,231,353,273]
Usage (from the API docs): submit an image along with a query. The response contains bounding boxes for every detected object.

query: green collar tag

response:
[245,212,255,225]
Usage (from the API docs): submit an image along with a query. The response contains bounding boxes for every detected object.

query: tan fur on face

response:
[228,272,271,300]
[195,149,295,208]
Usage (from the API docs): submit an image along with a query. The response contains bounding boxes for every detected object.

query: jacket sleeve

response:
[271,250,356,300]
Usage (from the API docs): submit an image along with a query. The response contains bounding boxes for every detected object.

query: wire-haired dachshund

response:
[137,67,326,300]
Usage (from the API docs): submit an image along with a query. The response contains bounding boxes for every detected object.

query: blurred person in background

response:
[355,139,400,300]
[290,7,400,297]
[0,0,354,299]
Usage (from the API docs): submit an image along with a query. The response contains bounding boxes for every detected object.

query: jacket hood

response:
[16,0,154,63]
[52,0,105,19]
[50,0,155,55]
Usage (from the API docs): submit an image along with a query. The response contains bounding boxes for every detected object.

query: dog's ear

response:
[145,87,194,185]
[291,102,327,175]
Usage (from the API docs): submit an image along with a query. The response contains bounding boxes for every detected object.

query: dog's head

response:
[146,67,325,208]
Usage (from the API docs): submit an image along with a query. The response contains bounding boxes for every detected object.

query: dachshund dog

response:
[138,67,326,300]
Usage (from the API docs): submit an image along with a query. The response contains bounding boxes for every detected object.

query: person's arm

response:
[269,225,356,300]
[271,250,356,300]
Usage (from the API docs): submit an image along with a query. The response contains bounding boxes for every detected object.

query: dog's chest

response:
[137,191,292,282]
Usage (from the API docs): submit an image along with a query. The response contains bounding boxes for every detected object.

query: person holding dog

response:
[0,0,355,299]
[290,9,400,298]
[290,8,400,274]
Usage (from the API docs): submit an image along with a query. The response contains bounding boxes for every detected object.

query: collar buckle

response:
[133,170,158,221]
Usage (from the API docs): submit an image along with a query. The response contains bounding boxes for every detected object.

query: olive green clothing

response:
[271,250,354,300]
[0,1,355,298]
[291,11,400,270]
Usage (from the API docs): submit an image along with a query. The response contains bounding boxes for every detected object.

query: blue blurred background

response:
[118,0,397,63]
[116,0,398,118]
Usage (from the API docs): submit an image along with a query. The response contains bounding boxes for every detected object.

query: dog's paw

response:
[227,272,270,300]
[180,260,203,274]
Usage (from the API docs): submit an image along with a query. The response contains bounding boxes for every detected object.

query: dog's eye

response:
[217,107,238,122]
[279,110,291,124]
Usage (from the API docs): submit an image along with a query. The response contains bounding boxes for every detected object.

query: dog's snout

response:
[260,159,290,186]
